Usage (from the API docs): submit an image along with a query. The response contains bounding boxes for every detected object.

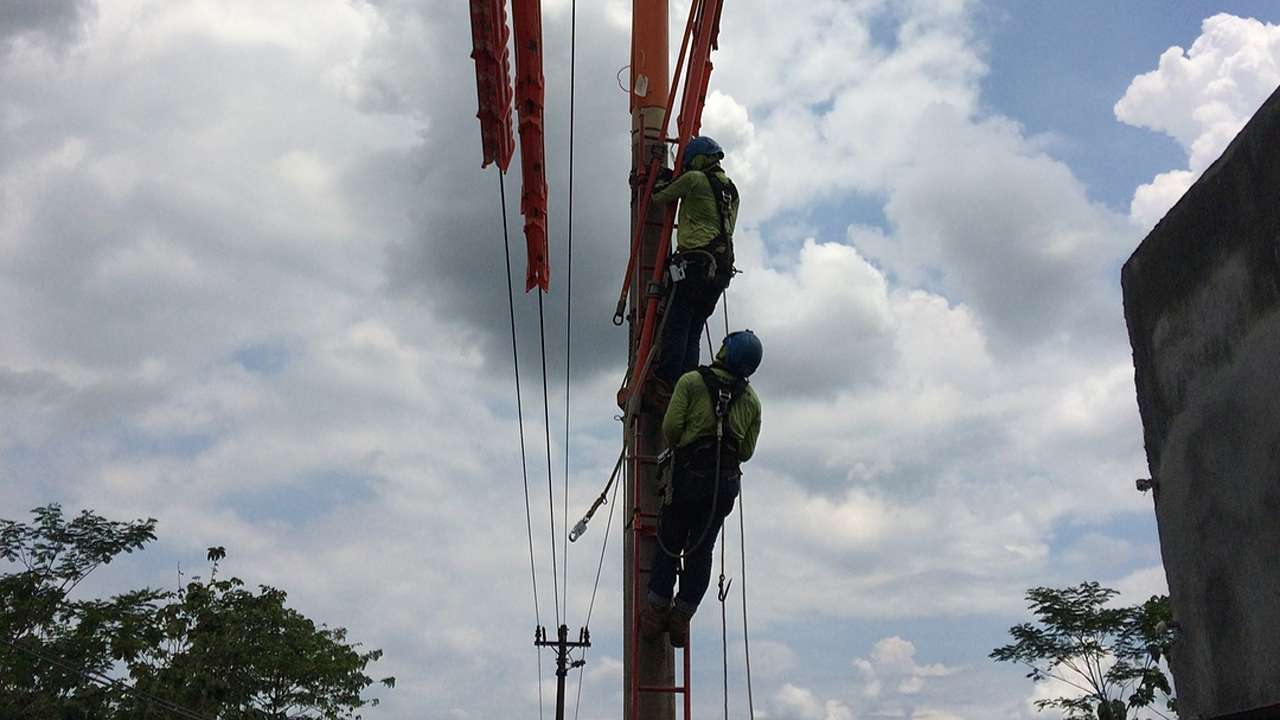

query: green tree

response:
[991,582,1177,720]
[1,504,161,718]
[1,505,393,720]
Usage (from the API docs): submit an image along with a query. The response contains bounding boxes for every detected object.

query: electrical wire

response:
[499,172,546,720]
[562,0,577,628]
[537,289,561,630]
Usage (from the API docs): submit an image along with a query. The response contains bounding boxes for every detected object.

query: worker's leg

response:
[673,473,740,614]
[681,285,719,376]
[647,478,695,606]
[655,282,696,385]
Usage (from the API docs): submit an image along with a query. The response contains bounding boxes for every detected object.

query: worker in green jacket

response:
[648,136,740,408]
[643,330,762,648]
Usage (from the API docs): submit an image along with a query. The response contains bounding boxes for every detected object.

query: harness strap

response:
[700,168,739,273]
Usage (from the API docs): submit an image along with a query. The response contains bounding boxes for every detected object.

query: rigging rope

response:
[499,173,547,720]
[719,526,730,720]
[739,484,756,719]
[570,435,624,720]
[723,290,730,336]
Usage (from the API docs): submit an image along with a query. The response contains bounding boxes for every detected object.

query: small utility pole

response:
[534,625,591,720]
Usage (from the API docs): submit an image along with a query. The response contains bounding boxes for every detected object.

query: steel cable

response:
[537,289,561,630]
[499,173,546,720]
[562,0,577,627]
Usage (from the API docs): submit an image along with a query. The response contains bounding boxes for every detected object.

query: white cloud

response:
[854,637,958,700]
[1115,13,1280,228]
[772,684,856,720]
[0,2,1246,719]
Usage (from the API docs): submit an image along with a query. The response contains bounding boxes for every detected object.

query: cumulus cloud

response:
[772,683,856,720]
[854,636,957,699]
[0,1,1230,718]
[1115,13,1280,228]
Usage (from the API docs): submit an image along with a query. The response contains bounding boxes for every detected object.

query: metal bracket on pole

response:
[535,625,592,720]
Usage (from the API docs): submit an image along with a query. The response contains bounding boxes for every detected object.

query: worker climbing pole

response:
[625,0,674,715]
[470,1,752,718]
[621,2,728,719]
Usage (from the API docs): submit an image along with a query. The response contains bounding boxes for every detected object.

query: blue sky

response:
[982,1,1279,208]
[3,2,1280,719]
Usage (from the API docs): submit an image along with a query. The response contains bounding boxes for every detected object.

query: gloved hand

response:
[653,166,674,190]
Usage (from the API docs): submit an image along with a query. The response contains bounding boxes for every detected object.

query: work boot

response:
[667,605,694,648]
[640,599,670,641]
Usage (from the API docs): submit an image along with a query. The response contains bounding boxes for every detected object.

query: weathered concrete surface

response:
[1123,84,1280,719]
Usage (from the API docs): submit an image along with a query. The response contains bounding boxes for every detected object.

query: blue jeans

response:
[656,263,725,384]
[647,465,740,614]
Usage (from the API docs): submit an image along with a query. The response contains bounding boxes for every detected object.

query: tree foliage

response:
[1,505,393,720]
[991,582,1177,720]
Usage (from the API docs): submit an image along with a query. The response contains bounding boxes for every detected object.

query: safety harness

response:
[681,366,747,475]
[669,167,739,288]
[701,168,739,285]
[655,365,749,559]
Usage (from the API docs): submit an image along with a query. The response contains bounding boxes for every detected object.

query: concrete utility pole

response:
[624,2,672,720]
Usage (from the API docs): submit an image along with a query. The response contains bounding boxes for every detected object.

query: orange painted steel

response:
[468,0,515,171]
[629,507,694,720]
[620,0,726,404]
[630,0,670,112]
[625,3,726,719]
[512,0,551,291]
[613,1,700,327]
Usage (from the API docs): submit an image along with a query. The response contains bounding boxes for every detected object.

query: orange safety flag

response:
[468,0,515,171]
[511,0,550,292]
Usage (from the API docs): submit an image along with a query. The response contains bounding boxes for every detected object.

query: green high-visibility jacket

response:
[662,366,761,461]
[651,160,738,253]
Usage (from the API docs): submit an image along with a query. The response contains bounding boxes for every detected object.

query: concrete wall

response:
[1122,84,1280,719]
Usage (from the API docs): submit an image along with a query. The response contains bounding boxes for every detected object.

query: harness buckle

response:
[669,258,687,282]
[715,388,733,418]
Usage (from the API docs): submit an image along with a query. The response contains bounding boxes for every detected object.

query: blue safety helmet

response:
[682,136,724,168]
[719,330,762,378]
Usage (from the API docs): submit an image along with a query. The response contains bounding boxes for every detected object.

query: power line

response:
[563,0,578,627]
[499,172,547,720]
[537,289,562,630]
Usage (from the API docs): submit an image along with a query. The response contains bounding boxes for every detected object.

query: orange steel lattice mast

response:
[622,1,727,716]
[624,2,674,719]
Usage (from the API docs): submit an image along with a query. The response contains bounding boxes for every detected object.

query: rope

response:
[719,527,730,720]
[537,289,561,629]
[722,291,730,336]
[562,0,577,628]
[499,173,546,720]
[739,485,756,719]
[570,437,624,720]
[1,637,215,720]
